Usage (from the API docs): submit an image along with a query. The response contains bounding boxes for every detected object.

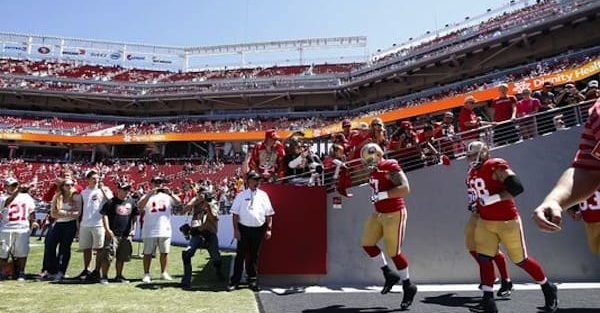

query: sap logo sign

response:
[5,46,27,51]
[127,54,145,61]
[90,52,108,58]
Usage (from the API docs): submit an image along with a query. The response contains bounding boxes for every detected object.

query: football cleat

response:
[400,283,418,310]
[542,283,559,313]
[381,269,400,294]
[480,296,498,313]
[497,280,513,298]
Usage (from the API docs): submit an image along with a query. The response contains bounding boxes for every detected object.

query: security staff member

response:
[228,170,274,292]
[180,187,223,289]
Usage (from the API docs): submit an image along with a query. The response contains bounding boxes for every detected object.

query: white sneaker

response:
[100,278,109,285]
[160,272,172,281]
[142,274,152,283]
[53,272,64,282]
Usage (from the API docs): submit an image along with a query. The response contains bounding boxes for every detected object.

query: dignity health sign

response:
[514,57,600,92]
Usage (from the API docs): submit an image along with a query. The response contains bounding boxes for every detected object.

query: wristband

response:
[377,191,390,201]
[482,194,501,206]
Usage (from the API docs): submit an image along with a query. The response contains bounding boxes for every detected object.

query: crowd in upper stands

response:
[1,49,597,137]
[0,0,595,98]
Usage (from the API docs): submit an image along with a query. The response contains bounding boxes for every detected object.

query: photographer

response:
[285,141,324,186]
[137,176,181,283]
[180,188,223,289]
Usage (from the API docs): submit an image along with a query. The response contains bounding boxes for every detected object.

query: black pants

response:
[181,230,222,285]
[230,223,266,284]
[45,220,77,274]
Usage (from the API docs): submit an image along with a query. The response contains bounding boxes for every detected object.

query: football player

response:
[533,98,600,232]
[0,178,36,281]
[360,143,417,310]
[567,188,600,254]
[464,208,513,297]
[466,141,558,313]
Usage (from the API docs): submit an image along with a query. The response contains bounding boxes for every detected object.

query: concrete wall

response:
[264,127,600,286]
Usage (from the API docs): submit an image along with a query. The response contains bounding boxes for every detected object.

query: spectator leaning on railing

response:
[556,82,585,127]
[584,80,599,101]
[490,83,519,146]
[516,88,541,140]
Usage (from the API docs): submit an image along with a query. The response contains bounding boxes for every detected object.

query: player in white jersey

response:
[0,178,36,281]
[137,176,181,283]
[76,169,113,281]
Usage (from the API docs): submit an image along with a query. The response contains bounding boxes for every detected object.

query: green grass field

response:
[0,241,258,313]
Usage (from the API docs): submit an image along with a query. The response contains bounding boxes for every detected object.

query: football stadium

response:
[0,0,599,312]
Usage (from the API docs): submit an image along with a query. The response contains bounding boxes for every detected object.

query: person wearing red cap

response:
[341,119,356,140]
[248,129,286,181]
[459,96,488,144]
[348,122,373,160]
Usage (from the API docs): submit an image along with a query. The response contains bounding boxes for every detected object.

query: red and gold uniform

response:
[573,99,600,171]
[248,141,285,179]
[579,189,600,254]
[362,159,406,258]
[467,158,526,263]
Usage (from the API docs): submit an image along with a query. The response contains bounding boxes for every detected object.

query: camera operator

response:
[180,187,223,289]
[286,141,324,186]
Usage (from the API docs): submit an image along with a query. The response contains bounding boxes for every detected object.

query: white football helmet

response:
[361,143,384,168]
[466,141,489,169]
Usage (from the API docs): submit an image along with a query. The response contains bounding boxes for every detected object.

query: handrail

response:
[276,99,596,191]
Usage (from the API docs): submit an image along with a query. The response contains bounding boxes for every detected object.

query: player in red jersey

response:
[466,141,558,313]
[359,143,417,310]
[567,188,600,254]
[533,99,600,232]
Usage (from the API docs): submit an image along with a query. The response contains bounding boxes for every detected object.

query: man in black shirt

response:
[99,182,139,283]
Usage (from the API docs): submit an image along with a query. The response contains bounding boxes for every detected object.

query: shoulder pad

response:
[378,159,401,172]
[486,158,510,171]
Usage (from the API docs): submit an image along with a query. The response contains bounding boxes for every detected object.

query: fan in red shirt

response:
[466,141,557,313]
[348,122,373,160]
[459,96,485,142]
[491,84,520,145]
[359,143,417,310]
[248,129,286,181]
[341,119,357,141]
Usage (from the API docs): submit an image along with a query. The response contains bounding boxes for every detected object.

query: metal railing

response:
[277,99,596,192]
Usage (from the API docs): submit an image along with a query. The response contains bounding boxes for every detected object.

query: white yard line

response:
[262,282,600,295]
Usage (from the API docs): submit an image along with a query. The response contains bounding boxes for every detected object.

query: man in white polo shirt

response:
[137,176,181,283]
[77,169,113,281]
[228,170,275,292]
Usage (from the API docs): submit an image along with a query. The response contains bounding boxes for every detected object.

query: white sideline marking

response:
[263,283,600,294]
